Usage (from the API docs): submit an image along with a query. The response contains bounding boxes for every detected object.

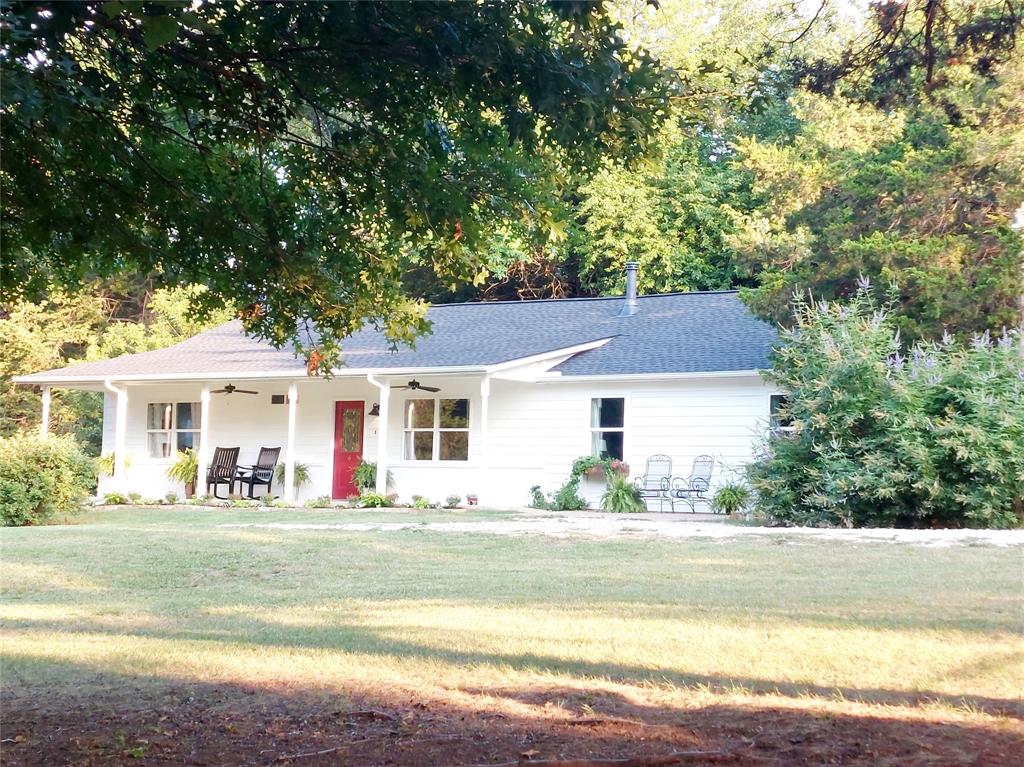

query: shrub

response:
[165,492,179,505]
[259,494,275,506]
[711,483,751,515]
[0,433,96,526]
[102,492,129,505]
[530,479,589,511]
[304,495,333,508]
[410,495,432,510]
[550,479,588,511]
[444,494,461,509]
[749,287,1024,529]
[128,492,142,504]
[355,491,391,508]
[601,474,645,513]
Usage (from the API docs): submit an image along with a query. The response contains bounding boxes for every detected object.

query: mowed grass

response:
[1,508,1022,724]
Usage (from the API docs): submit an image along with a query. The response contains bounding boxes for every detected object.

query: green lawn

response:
[1,507,1022,763]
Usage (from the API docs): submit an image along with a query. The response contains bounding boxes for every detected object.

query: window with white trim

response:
[590,397,624,460]
[146,402,201,458]
[403,398,470,461]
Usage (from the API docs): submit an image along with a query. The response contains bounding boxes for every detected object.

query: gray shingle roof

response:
[17,291,778,382]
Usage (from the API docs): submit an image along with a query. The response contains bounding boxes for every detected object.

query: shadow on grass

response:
[1,662,1021,767]
[4,612,1022,719]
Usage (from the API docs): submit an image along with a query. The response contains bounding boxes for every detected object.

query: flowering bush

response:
[0,433,96,525]
[749,286,1024,528]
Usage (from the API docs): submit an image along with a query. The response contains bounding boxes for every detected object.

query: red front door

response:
[333,401,364,499]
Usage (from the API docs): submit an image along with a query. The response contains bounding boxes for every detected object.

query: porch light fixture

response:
[368,402,380,417]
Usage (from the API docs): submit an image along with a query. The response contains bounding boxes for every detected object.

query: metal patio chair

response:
[205,447,240,499]
[669,455,715,512]
[235,447,281,499]
[632,454,673,511]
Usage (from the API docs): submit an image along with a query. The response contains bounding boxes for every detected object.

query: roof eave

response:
[536,369,768,382]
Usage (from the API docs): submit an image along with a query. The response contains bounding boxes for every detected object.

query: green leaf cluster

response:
[749,287,1024,529]
[601,473,645,514]
[2,1,672,368]
[0,433,96,526]
[733,61,1023,341]
[1,284,232,453]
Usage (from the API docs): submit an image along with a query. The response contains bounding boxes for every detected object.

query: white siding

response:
[98,374,775,507]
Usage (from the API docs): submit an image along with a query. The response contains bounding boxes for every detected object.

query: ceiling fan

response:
[392,379,440,393]
[211,383,258,395]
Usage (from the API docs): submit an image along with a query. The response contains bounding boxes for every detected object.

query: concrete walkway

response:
[220,509,1024,547]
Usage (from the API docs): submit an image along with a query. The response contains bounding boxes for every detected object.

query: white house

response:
[16,267,782,508]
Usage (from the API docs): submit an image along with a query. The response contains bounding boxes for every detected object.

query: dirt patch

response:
[3,683,1021,766]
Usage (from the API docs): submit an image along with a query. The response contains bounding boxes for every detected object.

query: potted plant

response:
[608,459,630,477]
[601,473,645,513]
[166,448,199,498]
[711,482,752,516]
[571,455,608,480]
[352,459,391,491]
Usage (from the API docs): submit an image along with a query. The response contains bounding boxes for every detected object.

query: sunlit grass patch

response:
[2,507,1022,726]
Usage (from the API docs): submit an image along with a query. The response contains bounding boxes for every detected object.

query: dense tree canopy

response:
[433,0,1022,340]
[733,60,1023,339]
[1,0,672,368]
[0,283,232,450]
[1,0,1020,373]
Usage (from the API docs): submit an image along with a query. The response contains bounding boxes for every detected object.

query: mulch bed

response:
[2,684,1020,766]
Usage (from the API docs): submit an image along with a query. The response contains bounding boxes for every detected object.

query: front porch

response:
[62,372,498,505]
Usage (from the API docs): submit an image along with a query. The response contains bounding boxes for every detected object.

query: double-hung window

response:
[147,402,201,458]
[403,398,470,461]
[590,397,625,460]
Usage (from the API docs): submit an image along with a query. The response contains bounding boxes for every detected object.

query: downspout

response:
[366,374,391,495]
[478,374,492,505]
[103,378,128,491]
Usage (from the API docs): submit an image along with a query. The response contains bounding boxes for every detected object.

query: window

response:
[770,394,794,433]
[403,398,470,461]
[590,397,624,460]
[147,402,201,458]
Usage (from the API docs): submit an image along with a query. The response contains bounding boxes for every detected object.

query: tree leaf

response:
[142,16,179,50]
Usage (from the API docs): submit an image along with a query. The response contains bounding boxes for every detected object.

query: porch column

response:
[479,375,491,502]
[103,379,129,490]
[284,381,298,500]
[374,382,390,495]
[39,386,51,439]
[197,384,211,495]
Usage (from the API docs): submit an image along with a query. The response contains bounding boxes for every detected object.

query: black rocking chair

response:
[235,447,281,499]
[669,455,715,512]
[632,454,673,511]
[205,447,240,499]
